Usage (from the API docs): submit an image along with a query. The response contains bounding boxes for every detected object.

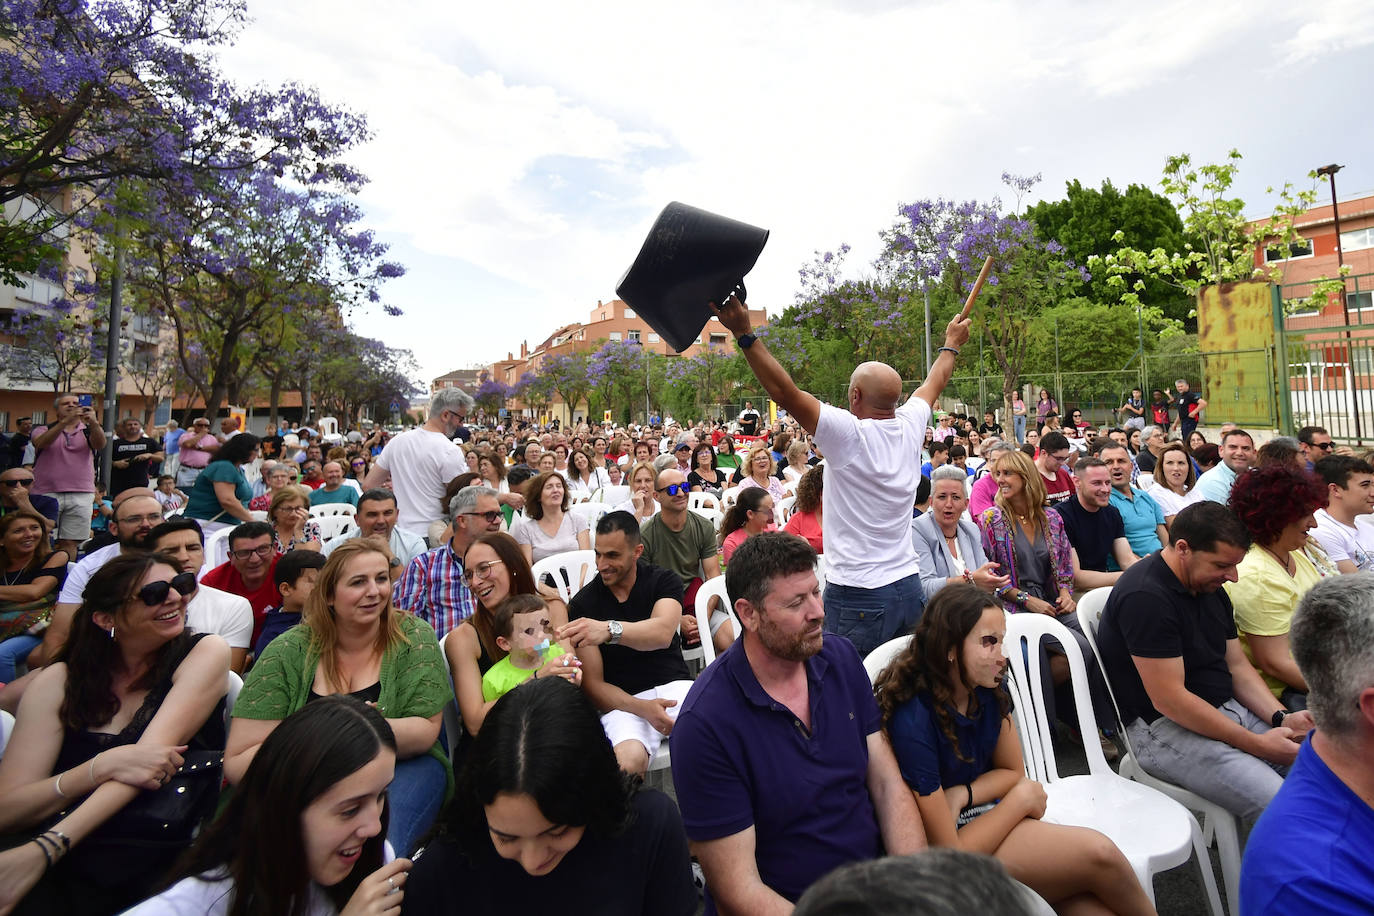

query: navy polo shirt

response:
[670,635,882,911]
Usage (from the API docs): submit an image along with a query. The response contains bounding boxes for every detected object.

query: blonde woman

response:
[225,537,450,856]
[736,443,786,502]
[614,461,660,524]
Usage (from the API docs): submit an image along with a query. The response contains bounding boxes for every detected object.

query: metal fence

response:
[1279,272,1374,443]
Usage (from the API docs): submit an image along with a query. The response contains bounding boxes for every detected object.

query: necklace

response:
[1,567,24,586]
[1262,544,1294,574]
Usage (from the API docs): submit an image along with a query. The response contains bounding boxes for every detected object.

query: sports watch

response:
[1271,710,1287,728]
[736,332,757,350]
[607,620,623,645]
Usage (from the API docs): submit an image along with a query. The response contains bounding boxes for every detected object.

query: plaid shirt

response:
[393,541,473,641]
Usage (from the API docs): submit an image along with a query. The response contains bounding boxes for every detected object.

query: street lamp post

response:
[1316,163,1360,441]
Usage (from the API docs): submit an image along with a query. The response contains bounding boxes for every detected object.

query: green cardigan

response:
[233,612,453,798]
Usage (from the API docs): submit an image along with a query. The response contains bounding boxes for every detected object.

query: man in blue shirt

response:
[1097,441,1166,563]
[1194,429,1254,504]
[1241,575,1374,914]
[671,532,925,913]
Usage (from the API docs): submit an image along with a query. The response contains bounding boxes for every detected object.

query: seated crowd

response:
[1,377,1372,916]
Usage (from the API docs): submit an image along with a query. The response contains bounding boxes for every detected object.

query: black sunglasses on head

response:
[136,571,198,606]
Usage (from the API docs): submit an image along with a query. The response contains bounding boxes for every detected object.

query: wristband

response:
[938,346,960,357]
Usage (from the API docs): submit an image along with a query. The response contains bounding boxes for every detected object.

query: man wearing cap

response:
[712,295,970,656]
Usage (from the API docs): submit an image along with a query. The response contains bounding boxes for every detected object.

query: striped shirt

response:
[393,541,473,641]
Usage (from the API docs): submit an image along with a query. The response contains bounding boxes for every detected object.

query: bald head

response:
[849,361,903,417]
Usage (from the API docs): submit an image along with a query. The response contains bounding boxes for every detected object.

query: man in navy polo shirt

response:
[670,532,925,913]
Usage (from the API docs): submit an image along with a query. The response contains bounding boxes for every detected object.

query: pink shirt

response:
[783,510,823,553]
[722,523,776,564]
[969,473,1000,517]
[178,433,219,469]
[31,423,96,494]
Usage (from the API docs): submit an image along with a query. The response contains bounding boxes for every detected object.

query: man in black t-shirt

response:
[258,423,284,461]
[1055,457,1135,590]
[737,402,761,437]
[558,510,692,776]
[978,409,1003,439]
[1096,502,1313,820]
[1171,379,1206,439]
[109,418,164,496]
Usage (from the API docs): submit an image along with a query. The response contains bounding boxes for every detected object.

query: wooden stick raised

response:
[957,255,995,321]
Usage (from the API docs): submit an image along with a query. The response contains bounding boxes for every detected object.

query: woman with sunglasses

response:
[227,538,450,859]
[718,487,775,565]
[347,454,370,482]
[446,533,577,746]
[0,509,68,683]
[0,553,229,915]
[513,472,590,566]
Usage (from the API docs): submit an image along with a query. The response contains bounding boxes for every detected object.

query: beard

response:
[756,610,823,662]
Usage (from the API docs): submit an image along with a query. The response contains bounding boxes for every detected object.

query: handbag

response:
[0,597,53,641]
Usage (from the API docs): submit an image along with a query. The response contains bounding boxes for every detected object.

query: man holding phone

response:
[30,393,106,559]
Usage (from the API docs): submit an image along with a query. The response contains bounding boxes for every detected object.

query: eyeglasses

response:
[463,559,504,584]
[462,510,503,524]
[117,512,164,526]
[1,479,34,488]
[135,571,198,606]
[656,482,690,496]
[1050,452,1072,462]
[230,544,274,561]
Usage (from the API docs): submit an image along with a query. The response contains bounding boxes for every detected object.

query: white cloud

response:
[215,0,1374,382]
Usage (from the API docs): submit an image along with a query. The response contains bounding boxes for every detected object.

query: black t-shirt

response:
[1135,449,1157,474]
[1096,552,1237,725]
[738,410,760,436]
[569,560,689,695]
[979,422,1003,437]
[110,436,159,494]
[7,432,28,469]
[258,435,284,460]
[1054,498,1125,573]
[404,790,696,916]
[1174,391,1201,426]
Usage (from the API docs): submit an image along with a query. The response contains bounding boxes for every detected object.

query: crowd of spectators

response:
[1,354,1372,916]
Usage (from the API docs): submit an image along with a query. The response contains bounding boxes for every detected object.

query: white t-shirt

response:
[1311,509,1374,573]
[57,542,122,604]
[1147,485,1203,520]
[813,396,932,588]
[375,428,466,536]
[187,585,253,649]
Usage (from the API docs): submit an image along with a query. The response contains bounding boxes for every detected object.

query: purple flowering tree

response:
[586,339,652,423]
[663,343,743,416]
[537,352,590,421]
[473,376,512,418]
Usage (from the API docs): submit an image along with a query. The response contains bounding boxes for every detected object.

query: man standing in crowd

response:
[148,518,253,672]
[309,461,359,509]
[324,487,428,567]
[393,485,502,640]
[1096,502,1312,820]
[558,511,692,776]
[0,467,59,529]
[176,417,220,490]
[365,388,472,538]
[737,401,761,437]
[7,417,31,470]
[1193,428,1255,504]
[1171,378,1206,439]
[1035,431,1076,506]
[1296,425,1333,471]
[109,417,163,497]
[712,294,969,655]
[1118,387,1146,432]
[1311,455,1374,574]
[639,468,723,652]
[30,393,105,559]
[1055,457,1133,590]
[160,419,183,481]
[672,533,926,911]
[1241,575,1374,913]
[1099,441,1166,562]
[200,521,280,645]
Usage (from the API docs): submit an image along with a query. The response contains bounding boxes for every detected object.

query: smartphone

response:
[77,395,93,408]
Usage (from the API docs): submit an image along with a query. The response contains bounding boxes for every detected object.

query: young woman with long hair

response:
[513,472,590,566]
[875,585,1154,916]
[404,678,695,914]
[127,697,408,916]
[0,509,68,682]
[718,486,775,564]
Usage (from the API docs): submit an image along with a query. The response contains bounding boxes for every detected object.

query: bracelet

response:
[962,569,974,585]
[89,752,99,789]
[938,346,960,357]
[30,837,54,869]
[1016,591,1029,608]
[965,781,975,807]
[44,829,71,854]
[54,772,67,798]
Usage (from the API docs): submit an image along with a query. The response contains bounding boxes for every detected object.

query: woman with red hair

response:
[1225,465,1335,712]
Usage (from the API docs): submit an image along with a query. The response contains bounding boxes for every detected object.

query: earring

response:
[109,626,116,640]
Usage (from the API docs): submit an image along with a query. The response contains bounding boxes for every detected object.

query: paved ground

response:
[652,736,1227,915]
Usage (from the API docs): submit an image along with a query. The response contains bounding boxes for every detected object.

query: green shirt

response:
[309,484,360,508]
[185,460,251,521]
[481,645,566,702]
[640,511,718,588]
[232,612,453,797]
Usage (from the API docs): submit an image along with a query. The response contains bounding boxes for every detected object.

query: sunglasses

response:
[462,510,503,524]
[1313,442,1334,451]
[136,571,198,606]
[656,483,690,496]
[1,479,34,488]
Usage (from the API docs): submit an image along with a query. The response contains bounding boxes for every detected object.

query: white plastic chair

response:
[694,576,740,647]
[438,630,465,762]
[680,577,717,674]
[531,550,598,606]
[688,506,723,531]
[1077,591,1243,911]
[595,485,630,505]
[774,495,797,527]
[863,635,911,684]
[225,670,243,730]
[1003,613,1225,913]
[314,514,357,546]
[570,502,611,531]
[686,492,719,512]
[309,503,356,519]
[721,486,741,509]
[202,527,233,574]
[814,554,827,588]
[0,709,14,760]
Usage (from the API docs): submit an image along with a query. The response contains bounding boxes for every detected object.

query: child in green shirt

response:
[481,594,582,702]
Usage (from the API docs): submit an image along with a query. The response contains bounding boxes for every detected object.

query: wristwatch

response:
[607,620,623,645]
[736,332,757,350]
[1271,710,1287,728]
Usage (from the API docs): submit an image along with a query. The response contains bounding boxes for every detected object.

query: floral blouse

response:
[273,519,321,555]
[978,506,1073,613]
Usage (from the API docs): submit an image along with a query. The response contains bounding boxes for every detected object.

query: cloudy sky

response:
[216,0,1374,385]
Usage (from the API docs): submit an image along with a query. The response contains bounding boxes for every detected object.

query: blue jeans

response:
[0,634,40,683]
[1013,415,1026,443]
[823,573,924,658]
[386,753,447,856]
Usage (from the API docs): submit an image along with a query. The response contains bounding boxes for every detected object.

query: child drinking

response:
[481,594,581,701]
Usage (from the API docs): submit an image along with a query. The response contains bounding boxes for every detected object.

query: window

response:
[1264,238,1314,262]
[648,333,660,343]
[624,308,636,318]
[609,331,622,341]
[600,312,606,322]
[628,329,641,342]
[709,333,727,346]
[694,336,702,344]
[1350,291,1374,312]
[1340,227,1374,252]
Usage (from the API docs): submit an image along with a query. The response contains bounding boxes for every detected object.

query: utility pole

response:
[1316,163,1361,441]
